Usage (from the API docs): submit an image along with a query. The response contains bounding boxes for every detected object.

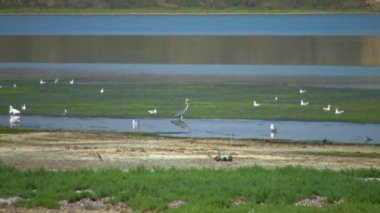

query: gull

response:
[63,109,68,116]
[69,79,74,85]
[40,79,47,85]
[100,88,104,93]
[270,123,277,133]
[9,105,20,115]
[21,104,26,111]
[300,89,307,94]
[300,99,309,106]
[174,98,190,121]
[253,100,261,107]
[148,108,157,114]
[132,119,139,129]
[54,78,59,84]
[323,105,331,111]
[335,108,344,114]
[363,136,373,142]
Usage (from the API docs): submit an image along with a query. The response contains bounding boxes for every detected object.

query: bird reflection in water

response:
[171,120,189,130]
[9,115,21,128]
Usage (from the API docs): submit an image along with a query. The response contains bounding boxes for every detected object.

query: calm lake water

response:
[1,115,379,144]
[0,15,380,36]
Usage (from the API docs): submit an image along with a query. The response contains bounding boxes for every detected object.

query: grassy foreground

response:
[1,78,380,123]
[0,162,379,212]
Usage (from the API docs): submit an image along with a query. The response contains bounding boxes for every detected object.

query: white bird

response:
[69,79,74,85]
[300,99,309,106]
[40,79,47,85]
[174,98,190,121]
[132,119,139,129]
[300,89,307,94]
[253,100,261,107]
[270,132,275,139]
[9,105,20,115]
[274,96,278,102]
[335,108,344,114]
[323,104,331,111]
[54,78,59,84]
[63,109,68,116]
[148,108,157,114]
[21,104,26,111]
[100,88,104,93]
[9,115,21,127]
[0,85,2,89]
[13,83,17,88]
[270,123,277,133]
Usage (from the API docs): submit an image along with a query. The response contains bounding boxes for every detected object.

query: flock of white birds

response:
[5,78,159,128]
[252,88,345,138]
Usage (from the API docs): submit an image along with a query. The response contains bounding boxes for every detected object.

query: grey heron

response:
[100,88,104,93]
[174,98,190,120]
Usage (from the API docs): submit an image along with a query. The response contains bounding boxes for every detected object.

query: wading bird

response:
[132,119,139,129]
[69,79,74,85]
[63,109,68,116]
[9,105,20,115]
[40,79,47,85]
[148,108,157,114]
[13,83,17,88]
[54,78,59,84]
[174,98,190,121]
[300,99,309,106]
[21,104,26,111]
[300,89,307,94]
[274,96,278,102]
[100,88,104,93]
[270,123,277,133]
[335,108,344,114]
[323,104,331,111]
[253,100,261,107]
[363,136,373,142]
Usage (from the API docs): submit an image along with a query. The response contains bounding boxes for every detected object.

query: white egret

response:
[335,108,344,114]
[174,98,190,121]
[40,79,47,85]
[0,85,2,89]
[54,78,59,84]
[69,79,74,85]
[300,100,309,106]
[21,104,26,111]
[13,83,17,88]
[274,96,278,102]
[148,108,157,114]
[63,109,68,116]
[323,105,331,111]
[253,100,261,107]
[100,88,104,93]
[9,105,20,115]
[300,89,307,94]
[132,119,139,129]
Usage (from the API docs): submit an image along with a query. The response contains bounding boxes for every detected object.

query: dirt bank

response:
[1,131,379,170]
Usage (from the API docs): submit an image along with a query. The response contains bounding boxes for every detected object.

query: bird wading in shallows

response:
[174,98,190,121]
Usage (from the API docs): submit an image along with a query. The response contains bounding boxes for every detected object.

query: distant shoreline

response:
[0,8,378,15]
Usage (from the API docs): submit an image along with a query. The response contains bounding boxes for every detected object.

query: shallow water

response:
[1,115,379,144]
[0,15,379,36]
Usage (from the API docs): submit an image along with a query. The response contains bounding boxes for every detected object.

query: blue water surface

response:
[0,14,379,35]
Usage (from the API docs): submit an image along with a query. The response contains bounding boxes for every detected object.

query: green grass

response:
[1,78,380,123]
[0,162,379,211]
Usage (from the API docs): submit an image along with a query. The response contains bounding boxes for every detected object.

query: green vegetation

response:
[0,162,379,211]
[1,78,380,123]
[0,0,378,14]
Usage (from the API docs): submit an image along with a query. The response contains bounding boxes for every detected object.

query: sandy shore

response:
[1,131,379,171]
